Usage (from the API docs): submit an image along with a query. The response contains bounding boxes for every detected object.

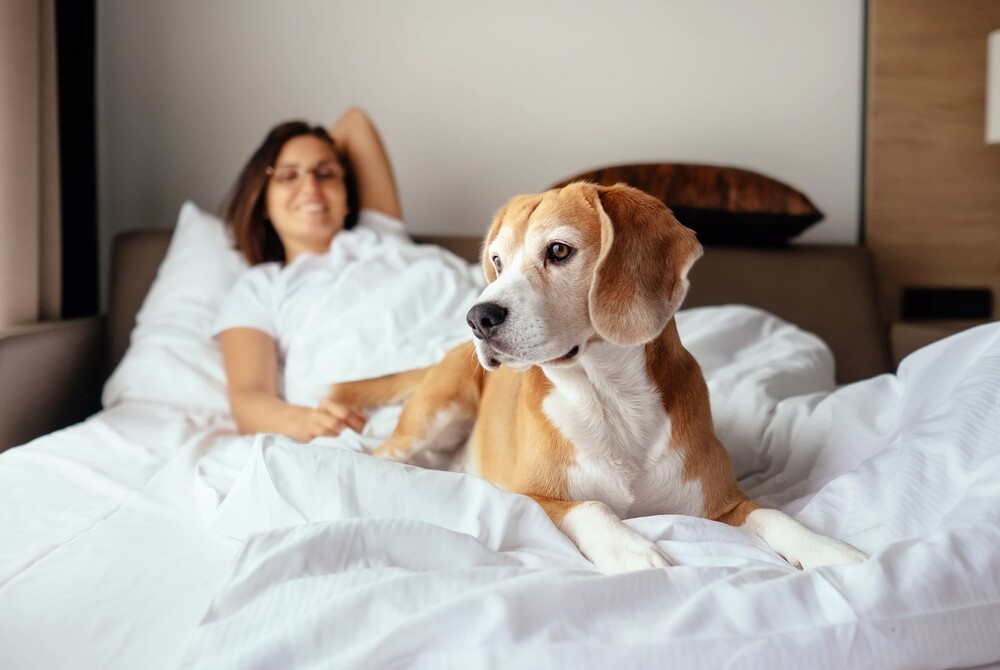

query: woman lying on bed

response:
[213,107,403,443]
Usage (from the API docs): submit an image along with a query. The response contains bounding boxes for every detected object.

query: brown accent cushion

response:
[550,163,824,246]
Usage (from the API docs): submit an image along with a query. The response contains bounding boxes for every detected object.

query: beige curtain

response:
[0,0,61,328]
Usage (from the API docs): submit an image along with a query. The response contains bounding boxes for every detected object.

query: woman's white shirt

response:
[211,209,410,368]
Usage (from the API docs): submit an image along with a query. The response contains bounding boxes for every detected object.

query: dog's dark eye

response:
[547,242,574,264]
[492,255,503,275]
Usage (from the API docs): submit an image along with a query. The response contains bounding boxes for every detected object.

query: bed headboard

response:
[108,231,888,385]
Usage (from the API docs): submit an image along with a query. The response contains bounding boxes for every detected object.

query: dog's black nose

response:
[466,302,508,340]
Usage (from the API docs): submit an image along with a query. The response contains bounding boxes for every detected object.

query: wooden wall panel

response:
[866,0,1000,325]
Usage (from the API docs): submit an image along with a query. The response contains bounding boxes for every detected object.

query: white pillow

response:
[102,201,247,413]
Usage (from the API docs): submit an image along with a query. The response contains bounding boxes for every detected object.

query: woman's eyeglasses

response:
[266,162,344,186]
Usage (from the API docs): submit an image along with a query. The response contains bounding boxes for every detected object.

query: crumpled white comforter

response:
[283,238,484,407]
[178,310,1000,670]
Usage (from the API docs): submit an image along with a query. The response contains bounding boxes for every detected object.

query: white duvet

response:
[175,313,1000,670]
[282,228,484,407]
[3,300,1000,669]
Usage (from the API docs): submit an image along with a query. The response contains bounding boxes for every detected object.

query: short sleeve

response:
[211,267,277,339]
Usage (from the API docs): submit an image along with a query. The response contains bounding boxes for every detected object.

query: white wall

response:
[98,0,864,302]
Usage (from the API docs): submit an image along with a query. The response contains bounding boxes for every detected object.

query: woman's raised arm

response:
[329,107,402,220]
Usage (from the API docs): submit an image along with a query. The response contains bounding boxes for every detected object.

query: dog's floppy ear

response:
[588,183,703,345]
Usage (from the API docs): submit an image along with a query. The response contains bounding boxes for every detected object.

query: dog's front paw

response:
[745,509,868,570]
[561,502,674,573]
[790,536,868,570]
[372,439,409,462]
[585,534,674,574]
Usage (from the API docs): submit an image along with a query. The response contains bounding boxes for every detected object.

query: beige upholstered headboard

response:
[108,230,888,385]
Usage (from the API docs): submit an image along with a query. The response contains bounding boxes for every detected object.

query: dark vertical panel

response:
[858,0,868,245]
[54,0,98,318]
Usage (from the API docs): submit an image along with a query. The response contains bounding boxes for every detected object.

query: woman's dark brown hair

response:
[223,121,359,265]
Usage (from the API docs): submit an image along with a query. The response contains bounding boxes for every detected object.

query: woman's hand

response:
[220,327,368,443]
[292,399,368,443]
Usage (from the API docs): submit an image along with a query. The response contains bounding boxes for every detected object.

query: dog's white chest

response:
[542,346,704,519]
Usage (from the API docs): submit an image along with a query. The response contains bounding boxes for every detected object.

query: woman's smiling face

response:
[266,135,349,262]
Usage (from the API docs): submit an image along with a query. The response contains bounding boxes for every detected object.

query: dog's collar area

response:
[483,345,579,371]
[541,345,580,367]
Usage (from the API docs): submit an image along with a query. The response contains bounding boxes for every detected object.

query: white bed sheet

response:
[0,403,245,670]
[2,309,999,670]
[173,319,1000,669]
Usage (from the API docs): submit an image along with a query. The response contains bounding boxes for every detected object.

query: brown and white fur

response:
[332,182,867,573]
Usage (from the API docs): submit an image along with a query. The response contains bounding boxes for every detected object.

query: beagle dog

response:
[332,182,867,573]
